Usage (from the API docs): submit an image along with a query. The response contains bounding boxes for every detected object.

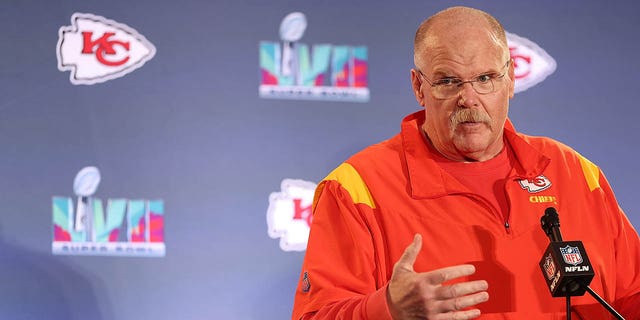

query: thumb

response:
[395,234,422,271]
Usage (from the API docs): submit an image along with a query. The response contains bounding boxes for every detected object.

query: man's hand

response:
[387,234,489,320]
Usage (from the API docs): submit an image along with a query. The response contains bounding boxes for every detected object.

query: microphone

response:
[540,207,563,242]
[539,207,626,319]
[539,207,594,297]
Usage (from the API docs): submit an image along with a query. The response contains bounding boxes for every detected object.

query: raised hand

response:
[387,234,489,320]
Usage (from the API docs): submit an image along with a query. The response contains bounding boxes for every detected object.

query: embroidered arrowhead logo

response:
[519,175,552,193]
[56,13,156,85]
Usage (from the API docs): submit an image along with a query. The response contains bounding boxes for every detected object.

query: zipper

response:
[503,176,518,235]
[465,193,512,235]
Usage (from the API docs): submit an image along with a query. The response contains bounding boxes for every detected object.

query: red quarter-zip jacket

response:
[292,111,640,320]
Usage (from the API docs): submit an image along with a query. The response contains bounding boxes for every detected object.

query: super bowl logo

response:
[56,13,156,85]
[52,166,165,257]
[267,179,316,251]
[506,31,557,93]
[259,12,369,102]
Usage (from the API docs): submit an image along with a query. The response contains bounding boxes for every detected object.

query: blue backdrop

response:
[1,1,639,319]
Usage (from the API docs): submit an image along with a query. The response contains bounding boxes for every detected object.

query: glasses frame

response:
[416,60,511,100]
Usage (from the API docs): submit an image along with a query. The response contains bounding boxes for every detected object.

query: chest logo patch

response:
[518,175,552,193]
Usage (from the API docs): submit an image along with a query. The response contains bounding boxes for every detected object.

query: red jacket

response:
[292,111,640,319]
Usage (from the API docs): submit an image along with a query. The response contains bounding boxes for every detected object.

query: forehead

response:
[419,24,507,75]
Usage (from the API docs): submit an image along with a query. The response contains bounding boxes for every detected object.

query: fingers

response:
[395,234,422,271]
[396,236,475,285]
[441,291,489,313]
[424,264,477,285]
[421,266,488,317]
[426,270,488,314]
[435,308,482,320]
[389,235,489,319]
[437,280,488,299]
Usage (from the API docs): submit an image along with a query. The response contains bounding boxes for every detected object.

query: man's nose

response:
[457,82,479,107]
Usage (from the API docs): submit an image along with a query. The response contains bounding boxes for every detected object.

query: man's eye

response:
[476,74,493,83]
[434,78,460,86]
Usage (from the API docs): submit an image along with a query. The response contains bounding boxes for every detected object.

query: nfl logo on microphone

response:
[543,254,556,280]
[560,245,583,266]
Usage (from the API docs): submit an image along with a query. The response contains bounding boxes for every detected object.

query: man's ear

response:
[410,69,426,106]
[508,59,516,99]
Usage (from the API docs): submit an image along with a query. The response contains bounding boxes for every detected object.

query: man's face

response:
[411,25,515,162]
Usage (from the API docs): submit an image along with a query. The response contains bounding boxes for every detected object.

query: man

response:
[292,6,640,320]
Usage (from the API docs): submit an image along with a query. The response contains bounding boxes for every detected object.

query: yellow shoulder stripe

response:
[578,154,600,192]
[324,163,376,208]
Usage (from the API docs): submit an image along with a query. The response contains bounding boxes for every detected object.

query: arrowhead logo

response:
[267,179,316,252]
[518,175,552,193]
[56,13,156,85]
[507,31,557,93]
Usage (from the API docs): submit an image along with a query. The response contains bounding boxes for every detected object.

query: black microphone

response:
[539,207,594,297]
[541,207,563,242]
[539,207,626,319]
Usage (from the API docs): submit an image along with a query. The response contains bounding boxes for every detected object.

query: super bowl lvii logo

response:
[52,167,165,257]
[259,12,369,102]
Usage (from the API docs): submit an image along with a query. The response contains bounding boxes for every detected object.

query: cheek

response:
[425,102,454,124]
[426,99,456,115]
[427,109,459,137]
[484,97,510,122]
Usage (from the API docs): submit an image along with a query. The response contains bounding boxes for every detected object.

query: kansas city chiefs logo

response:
[507,31,556,93]
[267,179,316,252]
[519,175,552,193]
[56,13,156,85]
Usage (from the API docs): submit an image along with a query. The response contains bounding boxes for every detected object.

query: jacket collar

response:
[401,111,550,198]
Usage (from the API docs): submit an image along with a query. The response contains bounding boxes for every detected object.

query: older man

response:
[292,6,640,319]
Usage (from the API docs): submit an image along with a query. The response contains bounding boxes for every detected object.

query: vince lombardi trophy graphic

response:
[73,166,101,242]
[279,12,307,86]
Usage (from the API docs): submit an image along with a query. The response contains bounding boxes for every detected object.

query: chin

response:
[454,137,491,152]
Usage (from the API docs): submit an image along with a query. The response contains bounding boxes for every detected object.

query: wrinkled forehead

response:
[417,25,509,70]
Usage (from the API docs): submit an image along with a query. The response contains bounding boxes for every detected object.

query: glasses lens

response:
[438,86,457,99]
[426,64,506,99]
[474,80,494,94]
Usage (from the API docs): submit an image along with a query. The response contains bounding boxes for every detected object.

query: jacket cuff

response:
[365,284,394,320]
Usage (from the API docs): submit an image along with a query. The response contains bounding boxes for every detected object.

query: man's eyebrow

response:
[479,68,501,75]
[431,69,459,78]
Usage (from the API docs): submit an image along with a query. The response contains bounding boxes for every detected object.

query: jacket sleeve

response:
[568,157,640,319]
[607,196,640,315]
[291,178,393,320]
[593,168,640,318]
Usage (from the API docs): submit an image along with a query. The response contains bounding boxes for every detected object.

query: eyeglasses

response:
[416,60,510,100]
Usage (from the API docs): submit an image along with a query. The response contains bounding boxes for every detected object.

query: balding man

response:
[292,6,640,319]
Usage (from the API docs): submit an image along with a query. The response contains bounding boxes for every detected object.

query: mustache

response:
[450,108,491,126]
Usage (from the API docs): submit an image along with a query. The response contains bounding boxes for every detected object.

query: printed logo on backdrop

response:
[52,167,165,257]
[506,31,556,93]
[259,12,369,102]
[56,13,156,85]
[267,179,317,251]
